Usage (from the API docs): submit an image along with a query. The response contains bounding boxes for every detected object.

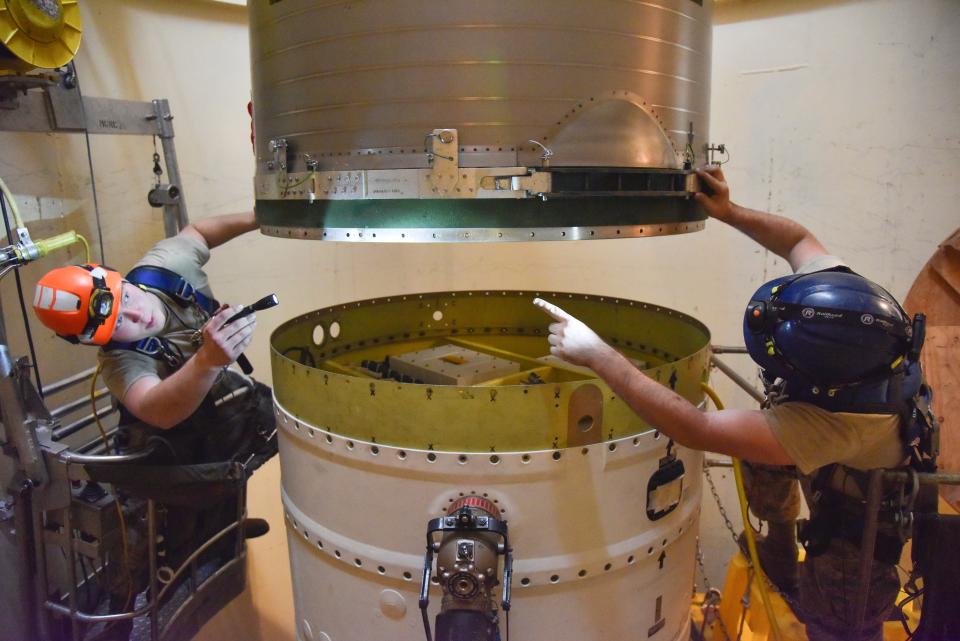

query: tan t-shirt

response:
[762,254,906,475]
[97,234,214,402]
[764,402,907,475]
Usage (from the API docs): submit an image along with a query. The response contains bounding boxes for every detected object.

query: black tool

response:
[225,294,279,374]
[225,293,279,327]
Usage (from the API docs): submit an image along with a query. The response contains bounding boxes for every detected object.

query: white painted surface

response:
[0,0,956,637]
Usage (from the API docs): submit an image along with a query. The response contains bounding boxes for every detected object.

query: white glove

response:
[533,297,613,368]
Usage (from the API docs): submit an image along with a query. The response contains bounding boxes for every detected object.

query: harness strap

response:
[125,265,219,315]
[801,463,908,564]
[103,266,217,363]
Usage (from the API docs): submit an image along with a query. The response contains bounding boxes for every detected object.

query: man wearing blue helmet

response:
[535,165,937,641]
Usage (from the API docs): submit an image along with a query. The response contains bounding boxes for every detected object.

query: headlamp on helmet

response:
[33,264,123,345]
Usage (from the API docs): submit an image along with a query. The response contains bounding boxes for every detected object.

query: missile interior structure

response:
[249,0,715,242]
[271,291,711,640]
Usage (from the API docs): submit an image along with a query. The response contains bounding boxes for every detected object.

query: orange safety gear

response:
[33,264,123,345]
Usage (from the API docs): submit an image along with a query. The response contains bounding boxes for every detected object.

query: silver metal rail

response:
[41,366,97,397]
[52,405,115,441]
[709,353,765,403]
[57,443,156,465]
[50,387,109,420]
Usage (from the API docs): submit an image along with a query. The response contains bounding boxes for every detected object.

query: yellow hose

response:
[90,363,134,612]
[701,382,784,641]
[0,174,26,229]
[35,231,92,263]
[0,174,92,263]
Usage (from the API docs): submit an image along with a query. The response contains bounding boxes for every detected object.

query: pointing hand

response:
[533,297,613,369]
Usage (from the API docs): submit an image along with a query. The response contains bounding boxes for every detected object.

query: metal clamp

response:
[268,137,288,172]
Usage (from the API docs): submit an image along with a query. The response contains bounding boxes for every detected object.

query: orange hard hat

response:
[33,264,123,345]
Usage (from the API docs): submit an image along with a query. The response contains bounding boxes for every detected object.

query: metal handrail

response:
[50,388,110,420]
[709,353,765,403]
[41,366,98,397]
[52,405,115,441]
[44,509,243,623]
[58,443,156,465]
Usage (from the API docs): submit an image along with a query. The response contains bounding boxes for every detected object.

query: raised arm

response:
[695,165,829,272]
[180,211,259,250]
[533,298,794,466]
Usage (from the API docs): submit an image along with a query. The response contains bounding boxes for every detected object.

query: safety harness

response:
[768,358,940,564]
[103,265,218,368]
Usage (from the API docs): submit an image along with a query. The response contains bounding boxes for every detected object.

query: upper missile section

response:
[249,0,715,242]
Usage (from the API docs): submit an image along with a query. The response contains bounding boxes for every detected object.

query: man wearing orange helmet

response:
[34,211,264,434]
[34,212,276,638]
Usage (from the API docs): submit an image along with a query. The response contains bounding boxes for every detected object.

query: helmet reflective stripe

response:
[34,285,81,312]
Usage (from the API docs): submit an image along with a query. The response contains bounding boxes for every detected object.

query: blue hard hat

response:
[742,268,913,387]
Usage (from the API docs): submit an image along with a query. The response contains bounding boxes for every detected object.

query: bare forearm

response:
[724,204,810,259]
[185,212,258,249]
[590,349,713,451]
[125,358,221,429]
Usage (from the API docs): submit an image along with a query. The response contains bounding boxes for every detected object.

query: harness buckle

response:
[896,468,919,543]
[134,336,165,357]
[175,280,196,303]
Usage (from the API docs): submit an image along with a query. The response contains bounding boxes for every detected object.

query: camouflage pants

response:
[798,536,899,641]
[741,461,801,523]
[741,462,899,641]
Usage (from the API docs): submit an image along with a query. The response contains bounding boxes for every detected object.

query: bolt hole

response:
[354,559,362,567]
[403,572,412,581]
[577,415,594,432]
[377,566,386,574]
[370,445,379,456]
[521,577,530,586]
[427,452,437,463]
[489,455,500,465]
[458,455,468,465]
[335,550,342,558]
[552,451,562,461]
[521,454,531,464]
[397,450,407,460]
[604,563,612,571]
[550,575,559,584]
[608,443,617,452]
[578,569,587,577]
[627,555,635,564]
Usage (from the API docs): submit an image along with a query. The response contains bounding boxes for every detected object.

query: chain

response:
[704,466,804,616]
[704,466,741,547]
[152,136,163,186]
[735,569,754,641]
[695,538,734,641]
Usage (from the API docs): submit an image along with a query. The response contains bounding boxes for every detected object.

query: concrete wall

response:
[1,0,957,638]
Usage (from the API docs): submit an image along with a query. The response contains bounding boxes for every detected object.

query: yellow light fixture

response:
[0,0,82,72]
